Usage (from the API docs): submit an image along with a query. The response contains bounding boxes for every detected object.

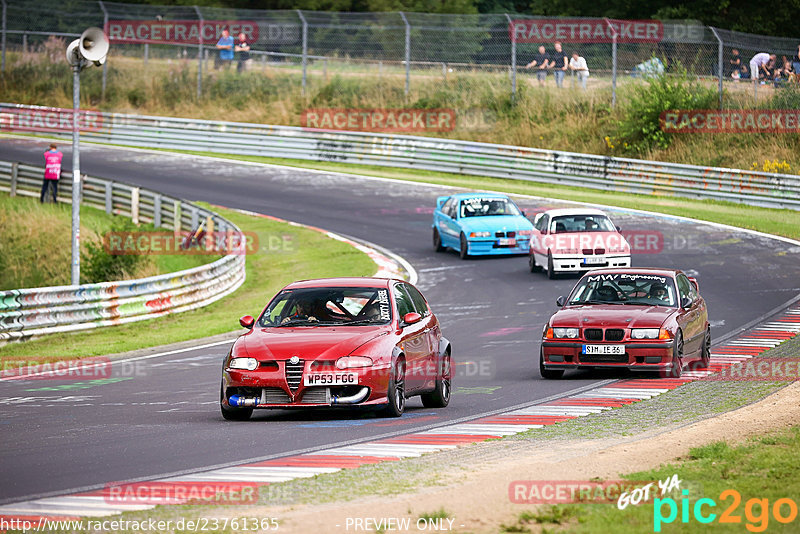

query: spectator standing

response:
[728,49,743,80]
[569,52,589,89]
[749,52,775,83]
[235,32,251,73]
[40,143,62,204]
[525,45,551,87]
[552,42,568,88]
[215,28,234,70]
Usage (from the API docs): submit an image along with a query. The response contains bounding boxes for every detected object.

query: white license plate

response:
[582,344,625,355]
[303,373,358,386]
[583,256,606,265]
[498,238,516,246]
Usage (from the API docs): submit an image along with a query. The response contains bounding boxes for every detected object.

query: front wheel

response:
[693,328,711,370]
[660,331,684,378]
[382,359,406,417]
[459,233,470,260]
[421,352,451,408]
[433,228,445,252]
[539,347,564,379]
[546,251,557,279]
[220,382,253,421]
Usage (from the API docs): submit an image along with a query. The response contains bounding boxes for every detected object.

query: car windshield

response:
[551,214,616,233]
[258,287,393,327]
[460,197,521,218]
[567,273,677,307]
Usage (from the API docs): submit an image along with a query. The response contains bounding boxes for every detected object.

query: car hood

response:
[240,327,389,361]
[552,305,673,329]
[460,215,533,232]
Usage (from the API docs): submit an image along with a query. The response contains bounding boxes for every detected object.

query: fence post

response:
[1,0,7,74]
[131,187,140,224]
[194,6,203,100]
[173,201,181,232]
[504,14,516,100]
[98,1,108,100]
[297,9,308,95]
[709,26,723,110]
[399,11,410,97]
[143,43,149,69]
[153,193,162,228]
[191,207,199,230]
[10,161,17,196]
[104,181,112,213]
[605,18,618,108]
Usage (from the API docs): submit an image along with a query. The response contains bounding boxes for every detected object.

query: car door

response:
[393,283,429,393]
[403,283,438,390]
[676,274,703,356]
[436,197,458,248]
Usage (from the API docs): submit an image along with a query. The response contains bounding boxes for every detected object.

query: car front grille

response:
[584,328,603,341]
[494,231,516,238]
[300,387,330,404]
[605,329,625,341]
[261,387,291,404]
[579,353,628,363]
[285,359,304,391]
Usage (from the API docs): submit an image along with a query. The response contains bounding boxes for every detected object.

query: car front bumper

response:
[550,254,631,272]
[467,237,531,256]
[541,340,675,370]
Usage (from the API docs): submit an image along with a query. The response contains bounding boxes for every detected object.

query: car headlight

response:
[335,356,373,369]
[469,231,491,238]
[553,327,579,339]
[229,357,258,370]
[517,230,533,236]
[630,328,660,340]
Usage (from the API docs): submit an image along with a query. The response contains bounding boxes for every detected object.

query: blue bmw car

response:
[432,193,534,259]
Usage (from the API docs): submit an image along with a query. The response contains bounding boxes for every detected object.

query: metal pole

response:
[71,63,82,285]
[399,11,410,97]
[297,10,307,95]
[99,1,108,100]
[605,19,618,109]
[194,6,203,100]
[505,14,516,99]
[709,26,723,110]
[1,0,7,74]
[143,42,148,68]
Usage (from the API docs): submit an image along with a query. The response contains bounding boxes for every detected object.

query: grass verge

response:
[152,149,800,242]
[0,193,209,289]
[0,203,376,363]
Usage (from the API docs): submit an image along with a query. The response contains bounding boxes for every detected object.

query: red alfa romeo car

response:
[220,278,451,420]
[540,268,710,379]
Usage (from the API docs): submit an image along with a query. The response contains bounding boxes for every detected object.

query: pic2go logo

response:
[654,489,799,532]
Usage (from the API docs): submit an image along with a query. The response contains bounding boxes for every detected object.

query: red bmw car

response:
[220,278,451,420]
[540,268,710,379]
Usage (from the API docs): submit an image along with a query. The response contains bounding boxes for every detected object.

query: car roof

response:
[284,277,397,290]
[540,207,610,217]
[582,267,682,278]
[447,192,510,201]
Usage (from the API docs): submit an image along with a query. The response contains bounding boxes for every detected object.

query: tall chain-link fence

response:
[0,0,798,108]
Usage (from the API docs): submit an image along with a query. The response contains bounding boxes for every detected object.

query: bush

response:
[81,218,147,284]
[615,65,718,154]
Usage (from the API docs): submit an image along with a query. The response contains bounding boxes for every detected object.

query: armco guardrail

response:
[0,160,246,341]
[1,103,797,211]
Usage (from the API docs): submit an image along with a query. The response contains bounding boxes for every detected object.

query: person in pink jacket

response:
[41,143,63,203]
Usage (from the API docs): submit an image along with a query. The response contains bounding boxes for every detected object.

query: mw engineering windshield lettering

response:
[570,273,677,306]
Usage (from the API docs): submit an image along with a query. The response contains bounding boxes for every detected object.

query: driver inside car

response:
[281,300,319,324]
[649,283,669,303]
[595,285,618,302]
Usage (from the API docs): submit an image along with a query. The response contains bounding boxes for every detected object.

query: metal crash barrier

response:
[0,160,246,341]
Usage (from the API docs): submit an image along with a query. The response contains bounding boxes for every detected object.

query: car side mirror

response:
[521,209,527,217]
[403,312,422,325]
[616,225,621,232]
[556,296,566,307]
[688,277,699,291]
[239,315,255,329]
[680,296,693,309]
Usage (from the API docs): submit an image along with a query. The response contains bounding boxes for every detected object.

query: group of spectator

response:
[728,45,800,86]
[525,42,590,89]
[215,28,251,72]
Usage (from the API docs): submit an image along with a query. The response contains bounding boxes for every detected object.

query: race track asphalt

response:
[1,139,798,503]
